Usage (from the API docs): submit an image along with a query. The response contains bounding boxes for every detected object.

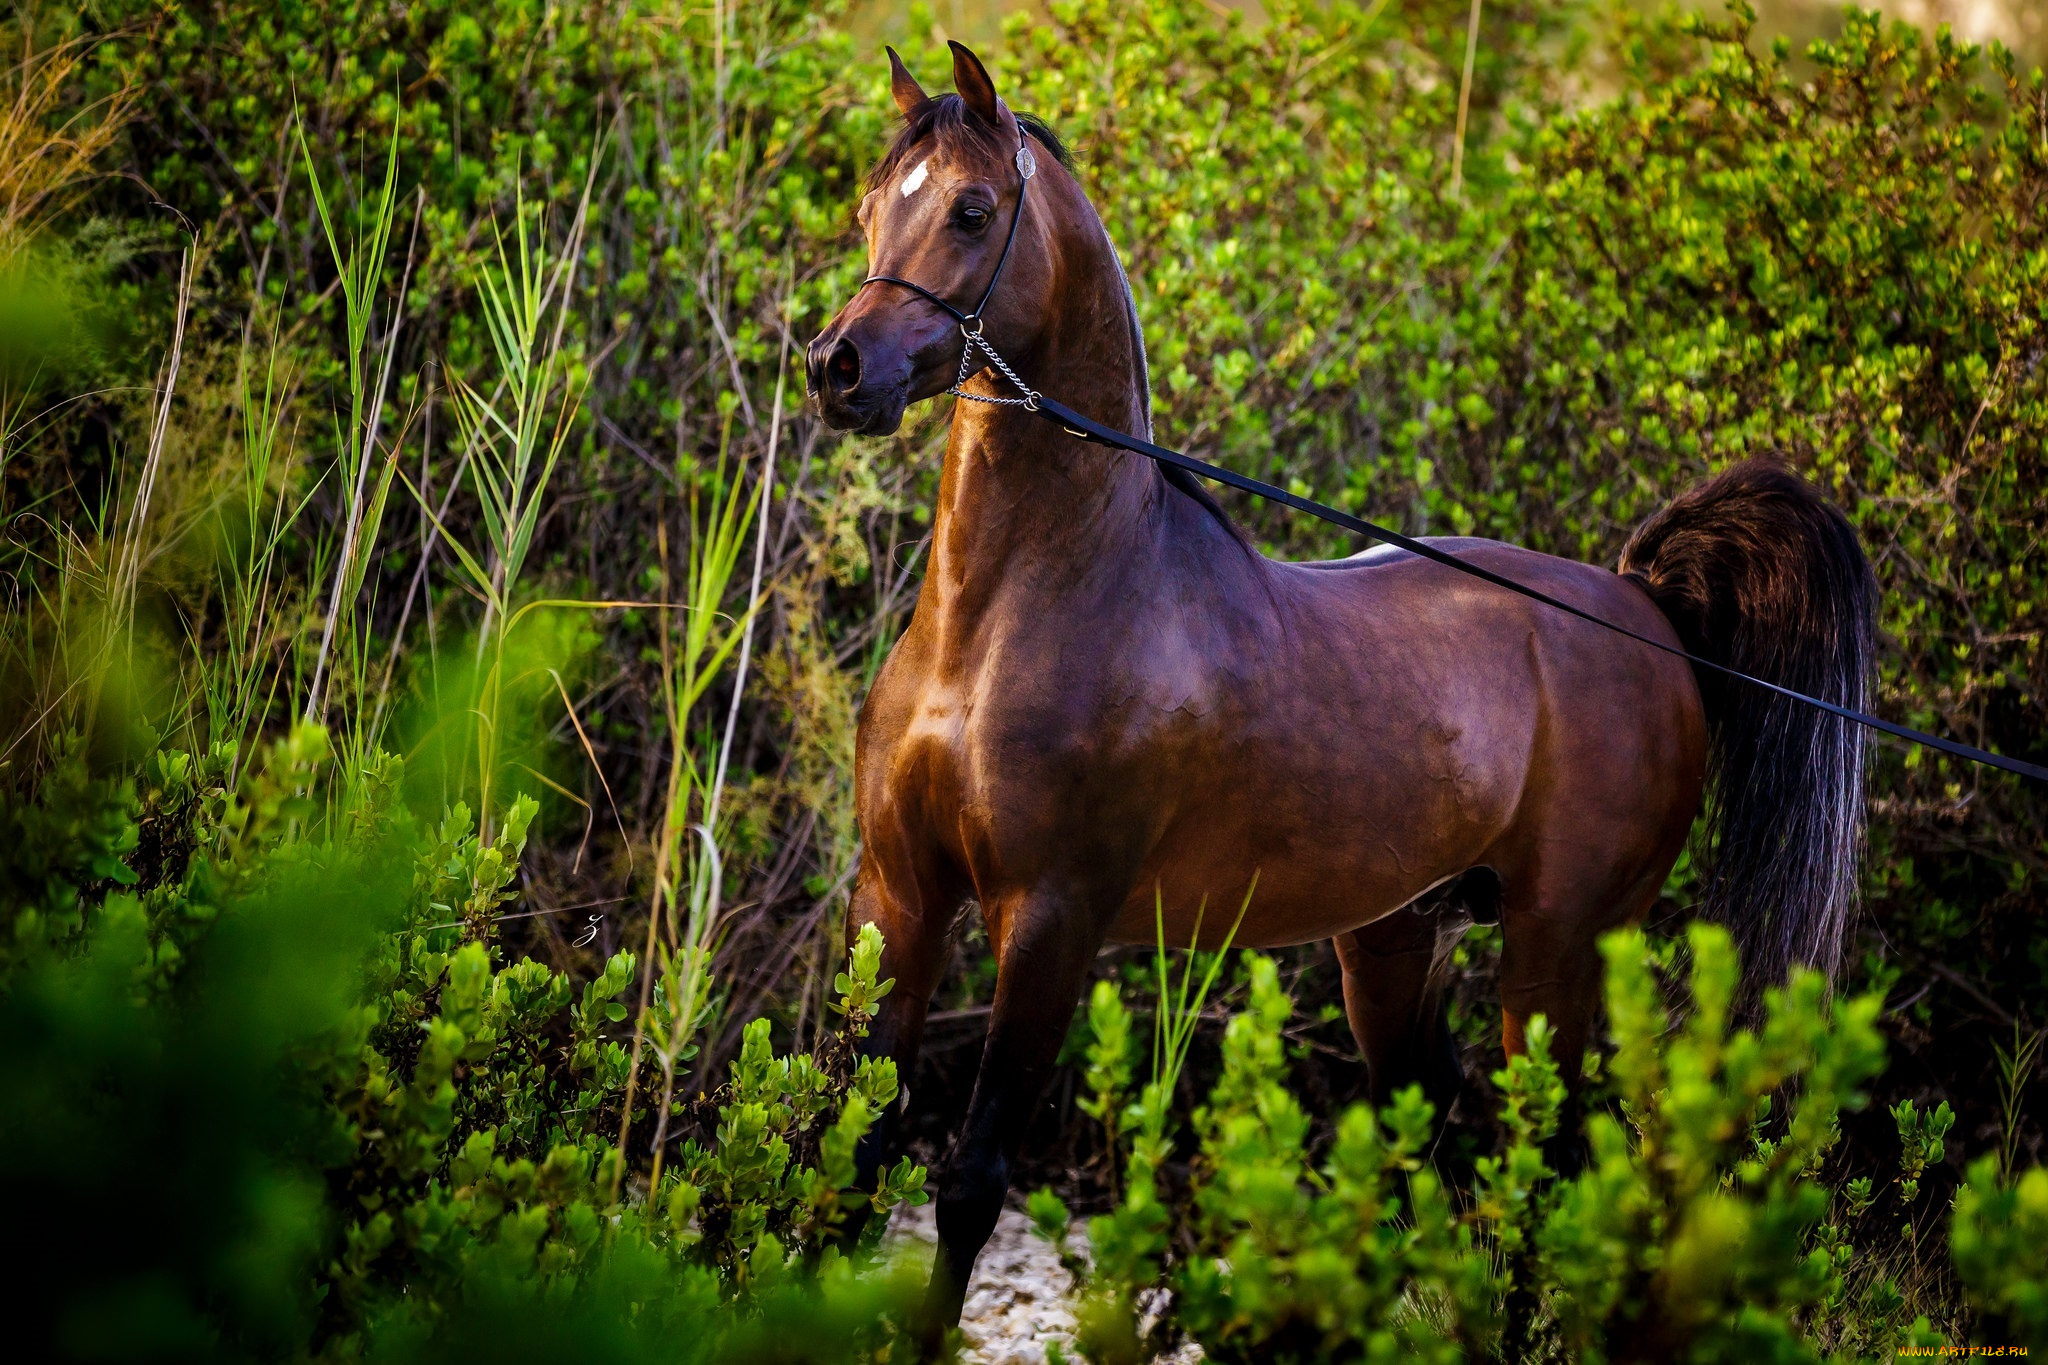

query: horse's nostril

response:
[828,339,862,395]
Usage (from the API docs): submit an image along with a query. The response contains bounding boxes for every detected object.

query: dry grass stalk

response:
[0,21,135,266]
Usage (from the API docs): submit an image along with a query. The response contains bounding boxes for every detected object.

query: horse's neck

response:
[926,200,1175,618]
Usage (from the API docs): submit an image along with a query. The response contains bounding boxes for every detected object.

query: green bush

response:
[1953,1156,2048,1354]
[28,0,2037,1061]
[1042,923,2001,1362]
[41,0,2033,1156]
[1007,0,2044,974]
[0,733,924,1360]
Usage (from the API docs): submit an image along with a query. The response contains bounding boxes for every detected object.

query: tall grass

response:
[421,178,594,837]
[0,244,189,774]
[196,329,309,783]
[100,246,188,694]
[0,16,146,769]
[1450,0,1484,198]
[0,11,836,1148]
[295,117,410,795]
[618,399,780,1196]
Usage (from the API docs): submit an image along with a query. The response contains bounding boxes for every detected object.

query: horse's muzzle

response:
[806,330,910,436]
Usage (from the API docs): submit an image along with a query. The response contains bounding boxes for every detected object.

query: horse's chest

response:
[898,677,1105,786]
[901,665,1224,868]
[867,611,1232,886]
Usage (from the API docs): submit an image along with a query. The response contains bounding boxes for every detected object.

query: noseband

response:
[859,131,1045,411]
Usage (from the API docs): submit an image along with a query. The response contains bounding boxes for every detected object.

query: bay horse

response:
[805,42,1876,1333]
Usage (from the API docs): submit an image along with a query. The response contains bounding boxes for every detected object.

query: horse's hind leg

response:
[1497,857,1673,1083]
[1495,852,1676,1185]
[1335,907,1467,1117]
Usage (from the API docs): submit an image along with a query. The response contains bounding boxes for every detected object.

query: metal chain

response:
[948,324,1042,410]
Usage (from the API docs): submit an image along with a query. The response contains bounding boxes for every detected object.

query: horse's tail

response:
[1618,459,1878,985]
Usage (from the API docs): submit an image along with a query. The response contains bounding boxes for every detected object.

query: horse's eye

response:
[954,204,991,231]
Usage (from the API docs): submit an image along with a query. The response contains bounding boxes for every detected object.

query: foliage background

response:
[0,0,2044,1354]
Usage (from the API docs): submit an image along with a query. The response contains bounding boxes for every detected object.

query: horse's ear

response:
[886,46,929,118]
[948,40,1001,127]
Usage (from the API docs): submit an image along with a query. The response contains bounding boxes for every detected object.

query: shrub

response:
[0,729,925,1360]
[18,0,2036,1145]
[1003,0,2045,1094]
[1045,922,1984,1362]
[1951,1155,2048,1354]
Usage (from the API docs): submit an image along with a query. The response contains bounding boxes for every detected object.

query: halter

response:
[859,131,1044,411]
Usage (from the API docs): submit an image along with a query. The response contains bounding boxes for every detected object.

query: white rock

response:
[880,1202,1205,1363]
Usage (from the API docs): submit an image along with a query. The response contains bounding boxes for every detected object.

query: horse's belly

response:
[1104,863,1428,951]
[1101,730,1518,950]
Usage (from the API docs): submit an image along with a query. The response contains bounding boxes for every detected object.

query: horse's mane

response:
[868,95,1240,540]
[1100,222,1239,539]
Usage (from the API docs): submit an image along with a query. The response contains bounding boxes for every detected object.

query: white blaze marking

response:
[900,157,930,197]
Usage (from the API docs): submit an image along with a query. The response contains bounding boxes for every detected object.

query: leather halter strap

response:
[860,131,1037,333]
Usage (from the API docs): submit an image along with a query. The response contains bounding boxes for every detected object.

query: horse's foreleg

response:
[844,861,953,1234]
[1335,909,1466,1117]
[922,889,1103,1339]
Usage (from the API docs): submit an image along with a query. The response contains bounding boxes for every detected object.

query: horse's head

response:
[808,42,1060,436]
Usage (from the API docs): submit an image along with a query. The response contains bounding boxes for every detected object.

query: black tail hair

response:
[1620,459,1878,987]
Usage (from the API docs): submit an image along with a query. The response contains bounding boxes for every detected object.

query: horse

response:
[804,41,1877,1335]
